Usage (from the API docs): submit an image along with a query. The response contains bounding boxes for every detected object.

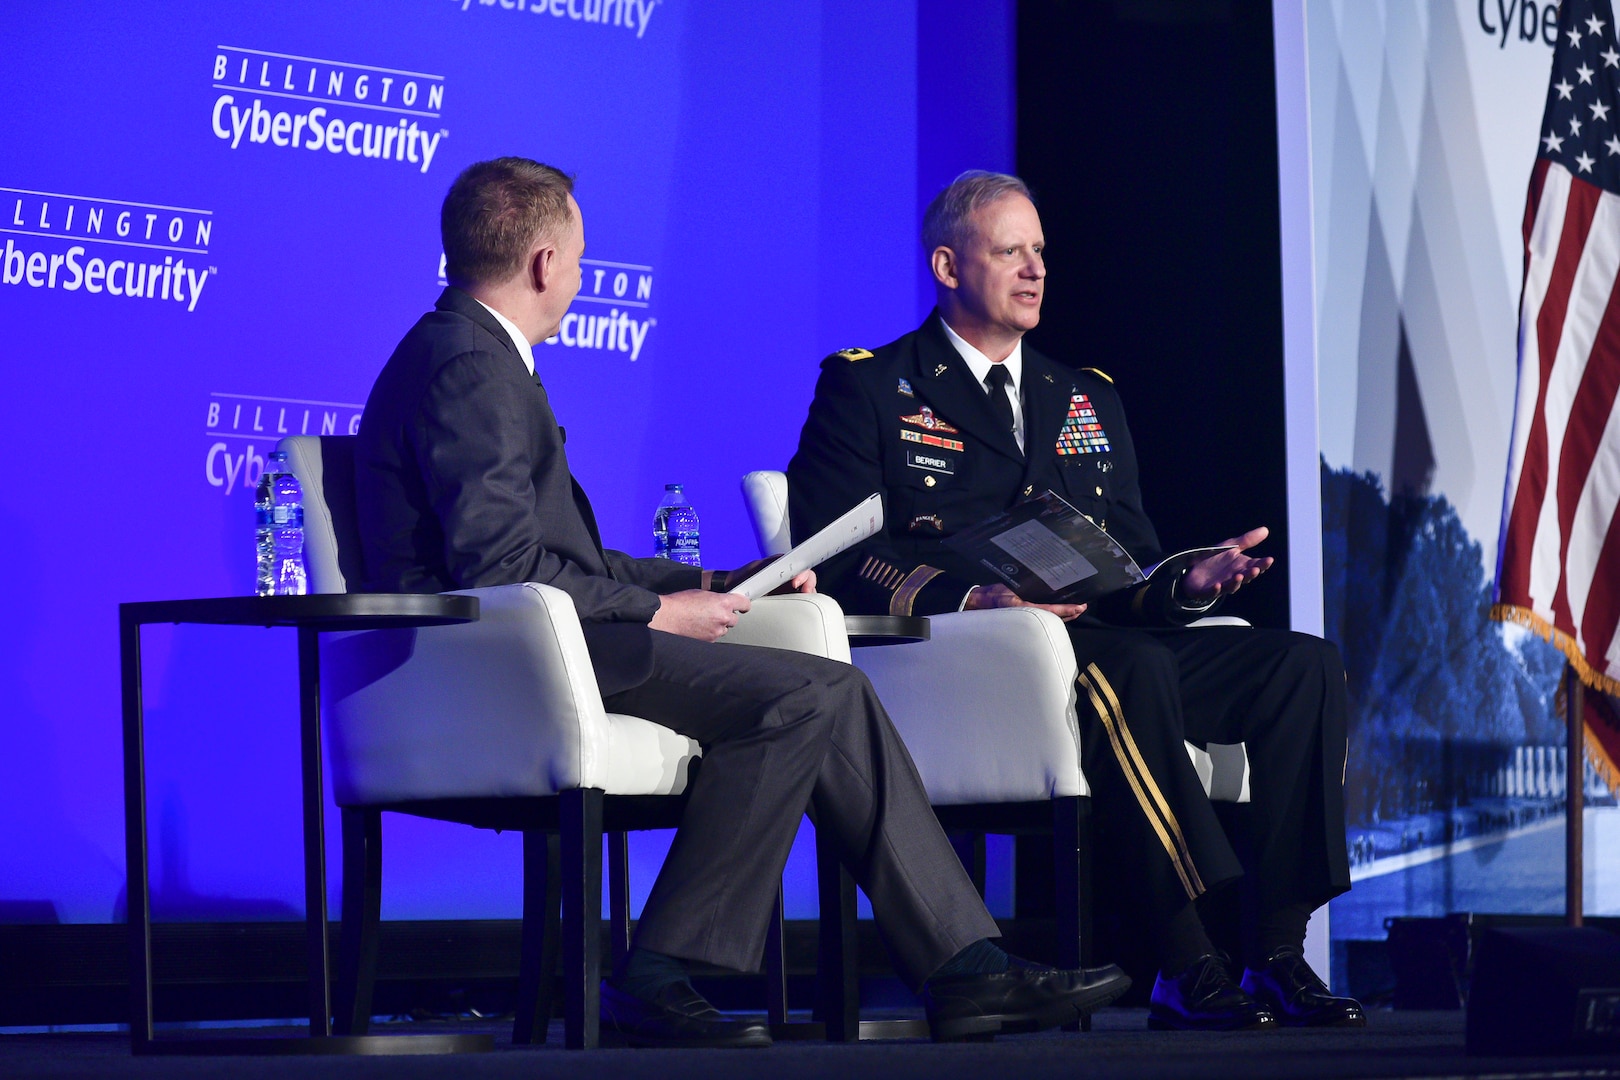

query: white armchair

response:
[741,470,1254,995]
[281,436,847,1049]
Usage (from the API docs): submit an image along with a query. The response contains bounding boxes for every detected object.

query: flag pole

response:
[1566,662,1585,927]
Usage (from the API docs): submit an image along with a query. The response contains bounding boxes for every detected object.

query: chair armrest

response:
[721,592,851,662]
[852,608,1087,804]
[322,582,697,805]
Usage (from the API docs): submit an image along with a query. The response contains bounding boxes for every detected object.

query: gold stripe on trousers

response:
[1078,663,1207,899]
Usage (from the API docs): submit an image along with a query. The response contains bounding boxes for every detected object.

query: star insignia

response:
[1607,135,1620,156]
[1569,27,1584,48]
[1578,63,1596,85]
[1571,115,1584,136]
[1557,79,1575,100]
[1594,100,1613,121]
[1604,47,1620,68]
[1578,151,1597,173]
[1545,130,1565,153]
[1588,14,1607,35]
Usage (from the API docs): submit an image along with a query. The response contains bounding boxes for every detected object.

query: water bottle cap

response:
[665,483,682,492]
[269,450,288,463]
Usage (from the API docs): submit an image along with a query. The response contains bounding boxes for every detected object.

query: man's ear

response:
[528,242,556,293]
[930,246,958,290]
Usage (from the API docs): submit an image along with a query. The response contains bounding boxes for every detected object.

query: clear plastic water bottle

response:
[255,451,307,596]
[653,484,701,567]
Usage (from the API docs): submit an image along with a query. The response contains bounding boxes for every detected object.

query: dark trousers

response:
[602,630,1000,988]
[1067,624,1351,939]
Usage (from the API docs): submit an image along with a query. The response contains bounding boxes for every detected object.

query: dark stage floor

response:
[5,1009,1620,1080]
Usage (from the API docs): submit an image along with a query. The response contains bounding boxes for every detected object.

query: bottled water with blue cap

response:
[653,484,701,567]
[255,451,307,596]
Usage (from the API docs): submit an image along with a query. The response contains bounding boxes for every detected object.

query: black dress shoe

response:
[1241,949,1366,1027]
[600,980,772,1048]
[1148,953,1277,1031]
[922,956,1131,1041]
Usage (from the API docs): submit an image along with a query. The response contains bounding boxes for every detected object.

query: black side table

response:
[119,594,484,1055]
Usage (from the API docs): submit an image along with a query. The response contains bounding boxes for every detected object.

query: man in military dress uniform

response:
[788,171,1363,1030]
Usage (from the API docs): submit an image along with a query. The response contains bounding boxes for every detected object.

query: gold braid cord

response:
[1491,602,1620,789]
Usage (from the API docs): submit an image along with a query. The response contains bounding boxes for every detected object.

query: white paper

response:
[728,492,884,600]
[989,518,1099,592]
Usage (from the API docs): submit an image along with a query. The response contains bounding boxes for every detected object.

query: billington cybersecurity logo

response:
[1,187,214,310]
[210,46,448,173]
[204,392,364,495]
[436,254,658,360]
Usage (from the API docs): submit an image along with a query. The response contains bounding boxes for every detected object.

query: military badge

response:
[934,363,948,376]
[899,406,964,452]
[1055,393,1112,456]
[900,406,958,433]
[897,377,914,397]
[837,347,874,362]
[908,514,945,533]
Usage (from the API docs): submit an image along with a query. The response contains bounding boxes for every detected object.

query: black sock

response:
[1255,902,1313,964]
[928,938,1010,981]
[1159,901,1215,976]
[610,946,691,1001]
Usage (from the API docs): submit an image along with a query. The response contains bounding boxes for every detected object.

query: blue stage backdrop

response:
[0,1,1013,924]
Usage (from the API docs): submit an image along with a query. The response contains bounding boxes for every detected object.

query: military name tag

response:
[906,449,955,475]
[1055,393,1112,455]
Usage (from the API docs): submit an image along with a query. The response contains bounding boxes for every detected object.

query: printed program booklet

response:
[943,490,1234,606]
[729,492,884,600]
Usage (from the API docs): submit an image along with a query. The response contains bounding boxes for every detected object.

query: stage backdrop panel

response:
[1302,0,1620,965]
[0,0,1013,924]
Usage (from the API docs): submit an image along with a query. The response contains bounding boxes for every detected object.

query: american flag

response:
[1494,0,1620,786]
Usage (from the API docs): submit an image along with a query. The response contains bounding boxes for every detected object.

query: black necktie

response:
[985,364,1017,446]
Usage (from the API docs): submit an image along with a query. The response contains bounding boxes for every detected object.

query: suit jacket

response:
[354,286,699,694]
[788,312,1206,624]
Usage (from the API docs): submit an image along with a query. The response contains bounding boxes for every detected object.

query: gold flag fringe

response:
[1491,603,1620,790]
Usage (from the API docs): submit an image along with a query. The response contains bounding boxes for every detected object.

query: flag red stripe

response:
[1499,177,1604,604]
[1522,157,1551,281]
[1577,495,1620,680]
[1551,265,1620,629]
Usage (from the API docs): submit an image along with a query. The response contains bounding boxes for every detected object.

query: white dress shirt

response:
[474,297,537,377]
[940,317,1025,453]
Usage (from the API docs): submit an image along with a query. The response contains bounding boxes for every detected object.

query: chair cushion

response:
[855,608,1090,804]
[324,582,701,805]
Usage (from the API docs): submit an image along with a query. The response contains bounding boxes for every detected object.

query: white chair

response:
[280,435,848,1049]
[741,471,1254,995]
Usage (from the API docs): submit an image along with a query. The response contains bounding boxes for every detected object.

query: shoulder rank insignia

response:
[1055,393,1112,456]
[1082,366,1114,384]
[836,347,874,362]
[897,377,914,397]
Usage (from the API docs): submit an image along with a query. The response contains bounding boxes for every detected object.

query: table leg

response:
[120,614,153,1052]
[298,627,332,1037]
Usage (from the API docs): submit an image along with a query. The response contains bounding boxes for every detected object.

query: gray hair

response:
[921,170,1034,254]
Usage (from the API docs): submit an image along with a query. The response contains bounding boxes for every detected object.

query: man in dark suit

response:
[788,171,1363,1030]
[354,158,1129,1047]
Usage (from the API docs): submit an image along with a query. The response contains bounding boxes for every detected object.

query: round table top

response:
[118,593,480,631]
[843,615,930,647]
